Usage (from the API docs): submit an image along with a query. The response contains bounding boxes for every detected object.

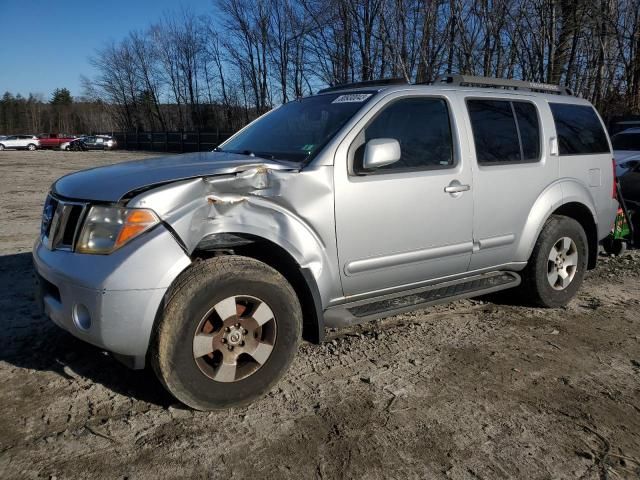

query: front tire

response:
[151,256,302,410]
[27,143,37,151]
[0,144,5,151]
[520,215,588,308]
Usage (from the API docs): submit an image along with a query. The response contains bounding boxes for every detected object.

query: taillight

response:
[612,158,617,199]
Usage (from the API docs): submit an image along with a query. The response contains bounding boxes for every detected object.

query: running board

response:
[324,271,520,328]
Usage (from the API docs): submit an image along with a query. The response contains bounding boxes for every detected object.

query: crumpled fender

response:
[127,165,343,306]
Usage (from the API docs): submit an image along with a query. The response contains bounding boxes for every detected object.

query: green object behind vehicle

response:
[612,207,630,240]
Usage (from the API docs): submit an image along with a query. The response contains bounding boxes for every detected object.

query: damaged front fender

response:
[126,164,343,310]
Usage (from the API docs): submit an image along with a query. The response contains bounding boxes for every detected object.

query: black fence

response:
[112,131,235,153]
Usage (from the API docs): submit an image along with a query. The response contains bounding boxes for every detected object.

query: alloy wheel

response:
[547,237,578,290]
[192,295,277,383]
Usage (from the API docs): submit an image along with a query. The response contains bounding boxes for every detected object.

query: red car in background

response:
[37,133,77,149]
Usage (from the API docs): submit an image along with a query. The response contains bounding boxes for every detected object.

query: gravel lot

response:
[1,150,639,479]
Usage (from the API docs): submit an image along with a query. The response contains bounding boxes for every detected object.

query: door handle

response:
[444,183,471,194]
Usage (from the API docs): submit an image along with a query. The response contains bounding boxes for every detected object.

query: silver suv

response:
[34,75,618,410]
[0,135,40,151]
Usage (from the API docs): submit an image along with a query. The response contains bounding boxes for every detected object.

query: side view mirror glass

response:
[363,138,401,170]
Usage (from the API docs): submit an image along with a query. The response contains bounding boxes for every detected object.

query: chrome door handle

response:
[444,183,471,194]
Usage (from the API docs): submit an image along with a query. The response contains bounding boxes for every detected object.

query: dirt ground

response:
[1,150,639,479]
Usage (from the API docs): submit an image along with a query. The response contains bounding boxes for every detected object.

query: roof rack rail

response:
[434,74,573,96]
[318,77,408,94]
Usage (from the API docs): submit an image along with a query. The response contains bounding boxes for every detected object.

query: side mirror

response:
[363,138,401,170]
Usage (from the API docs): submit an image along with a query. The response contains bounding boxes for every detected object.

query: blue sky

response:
[0,0,213,99]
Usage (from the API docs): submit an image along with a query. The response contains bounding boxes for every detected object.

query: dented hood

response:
[52,151,298,202]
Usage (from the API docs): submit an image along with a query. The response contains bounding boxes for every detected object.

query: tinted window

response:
[355,97,454,172]
[612,132,640,151]
[467,99,539,163]
[549,103,610,155]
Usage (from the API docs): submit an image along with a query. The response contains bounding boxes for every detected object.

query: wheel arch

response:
[516,181,599,269]
[192,234,325,344]
[551,202,598,269]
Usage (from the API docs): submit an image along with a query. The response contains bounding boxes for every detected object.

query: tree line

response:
[2,0,640,135]
[0,88,117,135]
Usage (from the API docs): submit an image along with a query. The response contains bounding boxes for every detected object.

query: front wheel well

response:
[193,235,324,344]
[551,202,598,269]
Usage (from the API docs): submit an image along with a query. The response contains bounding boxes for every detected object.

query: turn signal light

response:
[115,210,160,248]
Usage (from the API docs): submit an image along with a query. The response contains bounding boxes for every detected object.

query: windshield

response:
[612,132,640,151]
[219,92,376,162]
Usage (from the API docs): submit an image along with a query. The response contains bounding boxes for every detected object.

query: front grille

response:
[42,195,88,251]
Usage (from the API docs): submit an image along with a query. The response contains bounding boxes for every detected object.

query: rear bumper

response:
[33,225,191,368]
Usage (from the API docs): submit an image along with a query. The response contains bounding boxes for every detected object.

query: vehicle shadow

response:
[0,252,173,407]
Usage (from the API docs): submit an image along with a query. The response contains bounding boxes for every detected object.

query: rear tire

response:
[151,256,302,410]
[520,215,588,308]
[0,144,5,151]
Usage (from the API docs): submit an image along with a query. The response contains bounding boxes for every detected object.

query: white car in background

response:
[0,135,40,151]
[612,128,640,176]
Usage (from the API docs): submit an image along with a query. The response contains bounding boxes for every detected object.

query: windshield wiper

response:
[227,149,275,160]
[215,147,284,162]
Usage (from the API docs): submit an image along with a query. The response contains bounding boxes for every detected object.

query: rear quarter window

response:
[549,103,610,155]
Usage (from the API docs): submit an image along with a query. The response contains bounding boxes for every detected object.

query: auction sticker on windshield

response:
[332,93,372,103]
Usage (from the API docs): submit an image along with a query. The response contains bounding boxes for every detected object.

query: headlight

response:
[76,206,159,254]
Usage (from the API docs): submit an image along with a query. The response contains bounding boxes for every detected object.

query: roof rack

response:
[434,74,573,96]
[318,77,408,94]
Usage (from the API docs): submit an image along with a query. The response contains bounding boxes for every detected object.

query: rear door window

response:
[549,103,610,155]
[467,99,540,164]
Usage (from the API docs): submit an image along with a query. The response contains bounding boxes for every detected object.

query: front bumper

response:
[33,225,191,368]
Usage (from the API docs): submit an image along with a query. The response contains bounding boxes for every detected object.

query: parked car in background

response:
[0,135,40,151]
[618,161,640,244]
[38,134,77,150]
[611,119,640,134]
[61,135,117,151]
[60,137,86,151]
[612,128,640,177]
[86,135,117,150]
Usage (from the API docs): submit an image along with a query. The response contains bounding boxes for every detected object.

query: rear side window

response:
[467,99,540,164]
[354,97,454,173]
[549,103,610,155]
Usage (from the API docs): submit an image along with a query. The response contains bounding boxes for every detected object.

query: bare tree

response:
[68,0,640,134]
